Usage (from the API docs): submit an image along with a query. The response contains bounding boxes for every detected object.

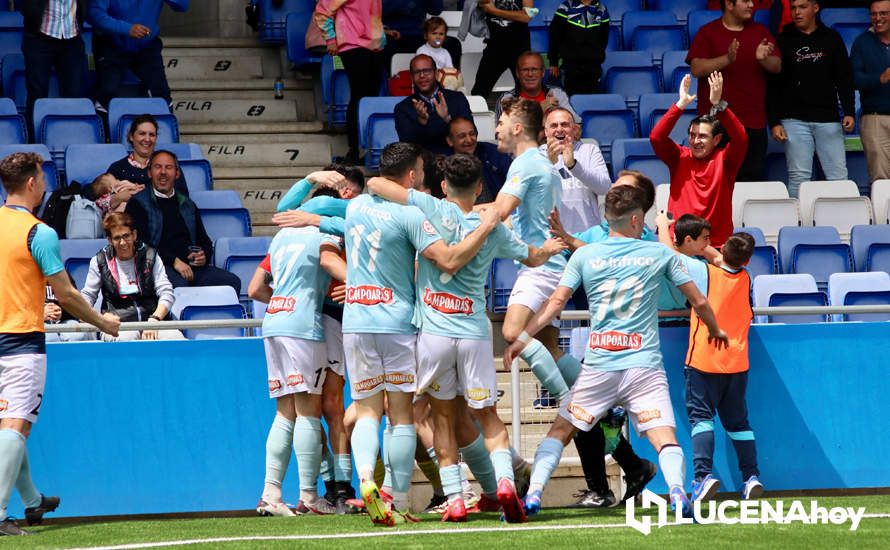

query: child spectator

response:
[684,232,764,502]
[90,173,145,216]
[416,17,464,91]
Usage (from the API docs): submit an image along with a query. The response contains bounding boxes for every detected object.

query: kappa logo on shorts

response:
[637,409,662,423]
[354,375,385,392]
[267,296,297,314]
[466,388,491,401]
[422,288,473,315]
[286,374,305,387]
[346,285,394,306]
[422,220,438,236]
[588,331,644,352]
[567,402,594,424]
[385,373,415,385]
[268,379,282,392]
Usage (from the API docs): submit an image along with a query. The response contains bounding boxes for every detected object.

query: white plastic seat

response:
[390,53,414,75]
[460,52,513,94]
[731,181,789,228]
[474,111,496,142]
[811,196,873,242]
[171,285,239,319]
[467,95,489,113]
[655,183,669,214]
[798,179,860,226]
[828,272,890,321]
[741,198,801,247]
[752,273,819,323]
[871,179,890,224]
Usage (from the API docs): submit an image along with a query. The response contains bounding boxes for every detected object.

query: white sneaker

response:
[303,496,337,515]
[256,499,296,517]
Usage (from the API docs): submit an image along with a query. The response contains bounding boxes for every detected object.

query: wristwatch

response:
[709,100,728,116]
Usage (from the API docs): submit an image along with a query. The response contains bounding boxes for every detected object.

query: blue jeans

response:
[781,119,847,198]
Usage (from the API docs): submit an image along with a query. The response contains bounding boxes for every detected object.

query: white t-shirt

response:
[417,43,454,70]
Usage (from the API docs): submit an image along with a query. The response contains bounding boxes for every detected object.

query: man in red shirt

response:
[650,73,748,248]
[688,0,781,181]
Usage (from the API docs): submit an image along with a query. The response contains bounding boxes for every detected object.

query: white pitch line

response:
[67,515,890,550]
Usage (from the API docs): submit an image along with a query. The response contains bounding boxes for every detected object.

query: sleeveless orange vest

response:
[686,264,752,374]
[0,207,47,334]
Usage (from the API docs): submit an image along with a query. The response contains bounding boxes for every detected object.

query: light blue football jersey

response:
[559,237,693,371]
[500,148,565,273]
[342,194,442,334]
[262,227,341,340]
[658,254,709,312]
[408,190,528,339]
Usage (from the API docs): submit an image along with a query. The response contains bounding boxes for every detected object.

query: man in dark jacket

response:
[446,116,512,203]
[767,0,855,197]
[19,0,88,125]
[851,0,890,184]
[395,54,474,155]
[125,150,241,292]
[547,0,610,96]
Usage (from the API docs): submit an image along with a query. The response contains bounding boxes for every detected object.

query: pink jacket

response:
[314,0,385,53]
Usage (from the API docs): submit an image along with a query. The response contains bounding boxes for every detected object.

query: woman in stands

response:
[104,114,189,196]
[80,212,183,342]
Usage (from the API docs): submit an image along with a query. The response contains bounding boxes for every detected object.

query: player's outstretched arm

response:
[522,237,568,267]
[504,285,572,366]
[421,207,500,274]
[548,208,586,252]
[366,176,410,205]
[678,281,729,349]
[320,243,347,282]
[46,271,120,336]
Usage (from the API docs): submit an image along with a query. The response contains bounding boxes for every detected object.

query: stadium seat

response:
[0,143,58,194]
[767,291,829,324]
[180,304,247,340]
[321,55,349,127]
[843,290,890,322]
[286,11,322,67]
[0,13,23,71]
[812,197,873,241]
[474,111,497,142]
[467,95,488,113]
[256,0,309,43]
[791,245,853,290]
[489,258,520,312]
[536,0,564,22]
[797,179,860,226]
[157,143,201,160]
[530,26,549,54]
[609,138,669,183]
[828,271,890,322]
[638,93,696,142]
[834,24,865,53]
[600,0,643,32]
[179,159,213,193]
[600,51,662,104]
[845,150,870,196]
[732,181,790,228]
[746,245,779,281]
[108,97,178,145]
[752,273,823,324]
[64,144,128,186]
[0,97,26,144]
[190,190,243,210]
[661,50,694,94]
[872,180,890,225]
[171,285,240,319]
[649,0,708,24]
[778,226,842,273]
[655,183,669,214]
[64,257,92,290]
[687,10,720,41]
[200,208,252,241]
[252,299,266,320]
[33,98,105,169]
[60,238,107,287]
[741,198,800,246]
[820,8,871,30]
[214,236,273,299]
[390,53,415,76]
[850,224,890,272]
[357,96,401,150]
[736,226,767,246]
[624,11,686,58]
[571,94,636,165]
[764,149,788,184]
[867,243,890,273]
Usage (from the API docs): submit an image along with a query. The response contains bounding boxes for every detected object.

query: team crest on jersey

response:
[354,375,385,392]
[466,388,491,401]
[588,331,643,351]
[422,220,438,236]
[385,372,415,385]
[346,285,394,305]
[268,379,282,392]
[422,288,473,315]
[567,402,594,424]
[637,409,662,423]
[267,296,297,314]
[286,374,304,387]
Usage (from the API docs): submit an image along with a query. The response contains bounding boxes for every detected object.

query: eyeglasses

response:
[871,11,890,18]
[411,68,436,76]
[110,233,133,243]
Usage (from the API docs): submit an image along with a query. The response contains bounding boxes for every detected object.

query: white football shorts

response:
[264,336,327,398]
[416,332,497,409]
[343,333,417,400]
[0,353,47,424]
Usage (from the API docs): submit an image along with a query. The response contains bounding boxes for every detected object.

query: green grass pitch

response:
[2,495,889,549]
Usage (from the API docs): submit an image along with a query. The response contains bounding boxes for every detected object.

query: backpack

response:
[388,70,413,96]
[65,195,104,239]
[40,181,81,239]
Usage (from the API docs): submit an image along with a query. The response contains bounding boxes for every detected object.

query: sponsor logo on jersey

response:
[268,379,282,393]
[466,388,491,401]
[588,331,644,351]
[358,204,393,221]
[346,285,394,306]
[385,372,415,385]
[354,375,385,392]
[422,288,474,315]
[589,256,656,269]
[422,220,438,236]
[267,296,297,314]
[637,409,662,423]
[567,402,594,424]
[286,374,305,387]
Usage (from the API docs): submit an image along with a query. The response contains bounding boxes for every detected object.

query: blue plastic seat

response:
[158,143,200,160]
[0,97,26,144]
[286,11,323,66]
[536,0,565,22]
[179,159,213,192]
[736,226,767,246]
[687,9,720,41]
[602,0,643,34]
[530,26,549,55]
[64,257,92,290]
[752,273,822,323]
[108,98,178,144]
[791,244,853,290]
[609,138,666,180]
[257,0,311,44]
[0,13,23,67]
[834,23,865,53]
[190,190,243,210]
[214,236,273,269]
[828,272,890,321]
[649,0,707,23]
[321,55,350,127]
[200,208,251,241]
[64,144,127,186]
[571,94,636,165]
[33,98,104,169]
[638,93,696,142]
[632,26,687,59]
[622,11,680,48]
[850,225,890,271]
[600,51,662,102]
[0,143,58,193]
[2,54,59,114]
[366,116,398,171]
[59,238,107,285]
[866,243,890,273]
[843,291,890,322]
[778,226,842,274]
[820,7,871,29]
[180,304,247,340]
[746,245,779,281]
[844,150,870,196]
[767,291,830,324]
[753,8,770,27]
[489,258,520,313]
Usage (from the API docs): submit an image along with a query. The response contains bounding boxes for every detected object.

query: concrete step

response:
[172,97,316,124]
[251,225,279,237]
[170,78,312,92]
[199,142,331,168]
[212,166,327,181]
[183,133,344,146]
[179,121,325,135]
[174,89,298,100]
[213,178,301,190]
[161,37,283,78]
[162,55,264,80]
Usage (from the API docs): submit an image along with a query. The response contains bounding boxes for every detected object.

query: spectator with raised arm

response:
[688,0,781,181]
[650,73,748,248]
